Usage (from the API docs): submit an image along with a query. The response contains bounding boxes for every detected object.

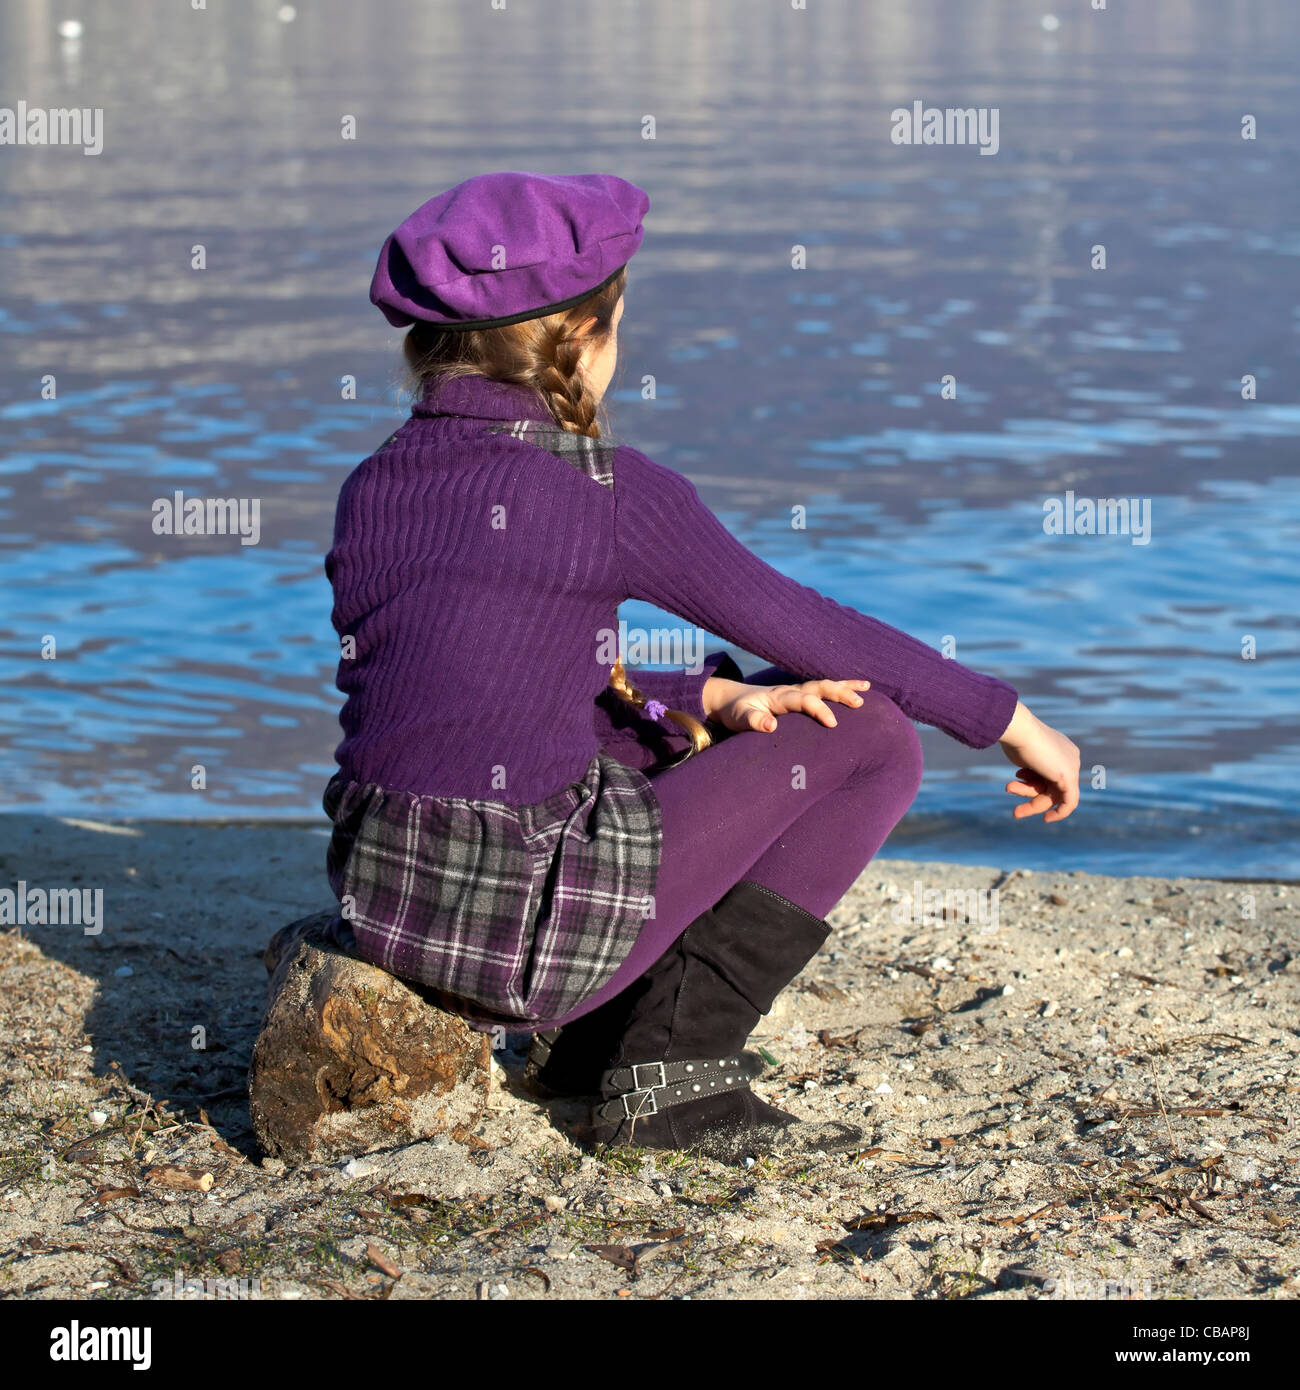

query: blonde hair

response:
[401,268,713,762]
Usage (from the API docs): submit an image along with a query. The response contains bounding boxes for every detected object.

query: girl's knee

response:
[731,688,924,798]
[836,690,924,792]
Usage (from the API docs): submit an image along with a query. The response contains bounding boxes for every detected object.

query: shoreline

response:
[5,813,1298,887]
[0,818,1295,1300]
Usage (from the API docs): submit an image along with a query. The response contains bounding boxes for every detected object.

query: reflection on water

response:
[2,0,1298,877]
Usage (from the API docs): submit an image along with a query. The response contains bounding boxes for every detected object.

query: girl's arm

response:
[611,444,1018,750]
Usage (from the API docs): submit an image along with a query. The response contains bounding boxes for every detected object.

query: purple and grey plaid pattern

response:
[486,416,616,488]
[323,750,660,1025]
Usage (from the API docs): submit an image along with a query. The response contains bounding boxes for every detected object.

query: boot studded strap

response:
[593,1055,762,1125]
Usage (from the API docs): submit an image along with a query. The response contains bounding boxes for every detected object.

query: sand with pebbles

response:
[1,817,1295,1301]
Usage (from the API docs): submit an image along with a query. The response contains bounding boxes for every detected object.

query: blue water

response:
[2,0,1298,878]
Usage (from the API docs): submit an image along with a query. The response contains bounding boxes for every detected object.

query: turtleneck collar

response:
[411,372,551,422]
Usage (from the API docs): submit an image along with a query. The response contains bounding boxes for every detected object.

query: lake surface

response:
[2,0,1298,878]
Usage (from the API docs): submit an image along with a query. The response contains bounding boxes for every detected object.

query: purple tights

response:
[537,667,924,1030]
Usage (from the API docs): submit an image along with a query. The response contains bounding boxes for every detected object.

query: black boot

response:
[522,947,764,1099]
[586,880,864,1164]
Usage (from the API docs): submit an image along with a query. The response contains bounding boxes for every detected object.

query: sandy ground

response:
[0,816,1296,1302]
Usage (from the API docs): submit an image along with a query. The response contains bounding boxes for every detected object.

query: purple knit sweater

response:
[326,374,1018,804]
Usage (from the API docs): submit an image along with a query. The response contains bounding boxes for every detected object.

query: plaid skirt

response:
[322,751,662,1028]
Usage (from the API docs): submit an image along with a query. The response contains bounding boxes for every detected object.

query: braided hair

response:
[401,269,713,760]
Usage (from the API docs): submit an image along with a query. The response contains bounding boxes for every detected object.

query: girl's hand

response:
[703,677,872,734]
[997,701,1081,823]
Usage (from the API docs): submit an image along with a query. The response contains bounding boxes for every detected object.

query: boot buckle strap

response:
[603,1055,755,1094]
[620,1086,660,1119]
[618,1063,668,1120]
[631,1061,667,1091]
[527,1028,562,1068]
[594,1057,757,1127]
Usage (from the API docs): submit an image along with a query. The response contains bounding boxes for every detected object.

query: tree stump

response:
[247,911,491,1165]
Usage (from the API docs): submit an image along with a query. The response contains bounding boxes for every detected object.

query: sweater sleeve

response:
[611,444,1019,750]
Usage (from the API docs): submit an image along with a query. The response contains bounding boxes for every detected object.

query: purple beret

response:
[369,171,649,330]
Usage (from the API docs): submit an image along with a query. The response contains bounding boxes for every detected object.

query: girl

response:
[323,171,1080,1165]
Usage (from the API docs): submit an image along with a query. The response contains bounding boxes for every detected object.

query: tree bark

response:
[248,911,491,1165]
